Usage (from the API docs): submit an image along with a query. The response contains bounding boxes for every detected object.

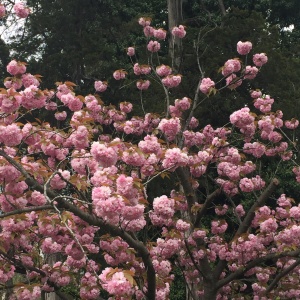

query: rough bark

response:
[167,0,183,72]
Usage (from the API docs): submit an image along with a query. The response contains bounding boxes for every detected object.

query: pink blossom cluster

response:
[211,220,228,234]
[156,64,172,77]
[94,80,107,92]
[161,74,182,88]
[150,195,175,226]
[0,4,5,18]
[133,63,151,75]
[222,59,241,77]
[162,148,189,169]
[99,268,134,297]
[154,28,167,40]
[100,238,136,267]
[158,117,181,140]
[113,69,127,80]
[237,41,252,55]
[127,46,135,56]
[171,25,186,38]
[0,124,22,146]
[285,118,299,129]
[147,40,161,52]
[136,79,151,90]
[254,94,274,113]
[169,97,191,117]
[13,2,30,18]
[253,53,268,67]
[199,77,215,95]
[293,166,300,183]
[15,286,41,300]
[239,176,265,192]
[6,60,26,76]
[90,142,118,167]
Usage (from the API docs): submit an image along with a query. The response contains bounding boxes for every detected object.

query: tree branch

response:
[194,189,221,228]
[0,205,53,218]
[234,178,279,238]
[265,258,300,295]
[216,249,300,289]
[175,167,198,222]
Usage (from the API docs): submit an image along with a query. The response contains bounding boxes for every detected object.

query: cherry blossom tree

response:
[0,4,300,300]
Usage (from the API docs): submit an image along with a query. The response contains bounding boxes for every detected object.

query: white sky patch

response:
[283,24,294,32]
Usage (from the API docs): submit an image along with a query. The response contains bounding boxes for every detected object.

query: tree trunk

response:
[167,0,183,72]
[45,254,61,300]
[202,281,217,300]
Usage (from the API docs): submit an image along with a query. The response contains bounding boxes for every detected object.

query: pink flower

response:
[260,217,278,233]
[55,111,67,121]
[156,64,172,77]
[199,77,215,95]
[13,2,30,18]
[90,142,118,167]
[153,28,167,40]
[162,75,182,88]
[113,69,127,80]
[94,80,107,92]
[7,60,26,76]
[239,178,255,192]
[22,73,40,87]
[251,90,262,98]
[133,63,151,75]
[147,40,161,52]
[0,5,6,18]
[222,59,241,76]
[0,124,22,146]
[237,41,252,55]
[143,25,154,37]
[119,102,133,113]
[253,53,268,67]
[172,25,186,38]
[162,148,189,169]
[244,66,258,80]
[136,79,151,90]
[127,46,135,56]
[158,117,181,140]
[235,204,245,217]
[138,17,151,27]
[285,119,299,130]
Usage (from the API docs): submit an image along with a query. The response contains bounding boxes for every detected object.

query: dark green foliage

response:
[170,266,186,300]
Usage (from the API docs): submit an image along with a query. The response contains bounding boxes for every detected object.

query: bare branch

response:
[0,205,53,218]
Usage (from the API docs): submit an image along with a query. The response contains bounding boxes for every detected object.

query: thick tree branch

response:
[265,258,300,295]
[175,167,198,221]
[0,205,53,218]
[235,178,279,238]
[214,178,279,281]
[218,0,226,16]
[194,188,221,228]
[216,249,300,289]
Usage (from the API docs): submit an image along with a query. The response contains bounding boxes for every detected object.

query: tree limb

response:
[265,258,300,295]
[0,205,53,218]
[194,188,221,228]
[234,178,279,238]
[216,249,300,289]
